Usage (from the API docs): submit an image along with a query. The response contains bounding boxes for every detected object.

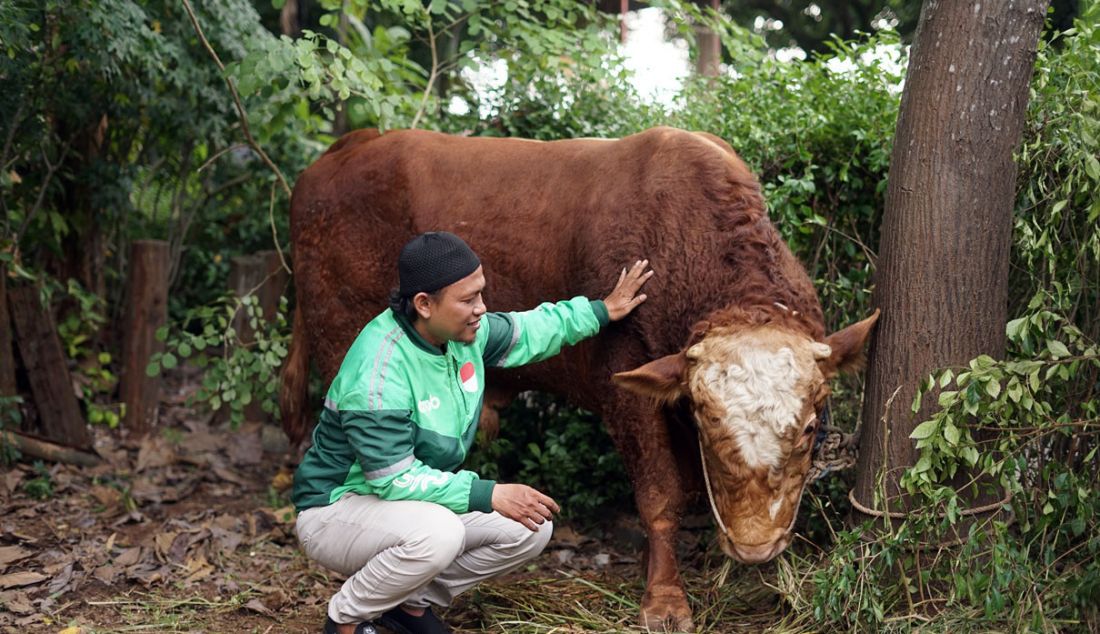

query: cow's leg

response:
[607,399,694,632]
[477,386,515,442]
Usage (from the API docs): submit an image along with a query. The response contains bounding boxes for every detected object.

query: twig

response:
[0,94,27,225]
[410,16,439,130]
[180,0,291,276]
[14,137,73,246]
[197,142,249,173]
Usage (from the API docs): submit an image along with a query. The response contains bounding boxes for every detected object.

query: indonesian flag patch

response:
[459,361,478,393]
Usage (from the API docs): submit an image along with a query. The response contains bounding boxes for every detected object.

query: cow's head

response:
[613,310,879,564]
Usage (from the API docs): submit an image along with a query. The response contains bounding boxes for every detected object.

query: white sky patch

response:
[619,8,691,106]
[453,7,905,117]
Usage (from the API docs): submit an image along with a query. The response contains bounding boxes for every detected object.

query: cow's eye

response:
[803,418,816,436]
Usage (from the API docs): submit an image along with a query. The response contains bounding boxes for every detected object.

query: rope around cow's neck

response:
[697,421,857,540]
[697,432,730,536]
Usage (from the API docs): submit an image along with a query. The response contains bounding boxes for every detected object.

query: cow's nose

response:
[721,531,791,564]
[731,542,778,564]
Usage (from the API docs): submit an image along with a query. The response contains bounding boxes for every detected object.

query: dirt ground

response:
[0,372,787,634]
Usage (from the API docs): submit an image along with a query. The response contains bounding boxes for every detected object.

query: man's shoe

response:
[376,606,452,634]
[323,615,378,634]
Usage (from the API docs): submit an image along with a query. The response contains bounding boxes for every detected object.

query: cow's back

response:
[291,127,821,395]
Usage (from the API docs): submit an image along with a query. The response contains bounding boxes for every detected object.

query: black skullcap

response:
[398,231,481,296]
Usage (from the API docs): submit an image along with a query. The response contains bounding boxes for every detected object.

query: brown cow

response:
[282,126,878,630]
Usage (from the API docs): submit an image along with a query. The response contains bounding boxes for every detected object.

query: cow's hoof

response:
[639,589,695,632]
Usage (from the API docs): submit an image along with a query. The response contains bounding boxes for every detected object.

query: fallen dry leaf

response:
[136,436,176,472]
[89,485,123,513]
[0,571,47,589]
[243,597,274,617]
[92,564,119,585]
[3,469,26,495]
[0,590,33,615]
[182,553,214,584]
[113,546,142,567]
[0,545,32,569]
[228,422,264,466]
[212,464,251,487]
[47,562,74,594]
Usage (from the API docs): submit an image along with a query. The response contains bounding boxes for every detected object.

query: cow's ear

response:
[820,309,881,377]
[612,353,688,402]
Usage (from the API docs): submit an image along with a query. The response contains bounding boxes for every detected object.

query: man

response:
[292,231,653,634]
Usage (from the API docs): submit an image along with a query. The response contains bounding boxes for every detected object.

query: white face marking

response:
[691,332,821,470]
[769,496,784,520]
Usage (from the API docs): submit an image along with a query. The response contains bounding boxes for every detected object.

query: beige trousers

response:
[295,493,553,624]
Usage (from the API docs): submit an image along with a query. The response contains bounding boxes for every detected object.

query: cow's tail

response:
[280,303,310,448]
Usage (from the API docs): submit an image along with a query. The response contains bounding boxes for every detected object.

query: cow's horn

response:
[810,342,832,360]
[686,344,704,360]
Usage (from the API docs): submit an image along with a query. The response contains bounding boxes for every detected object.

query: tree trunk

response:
[694,0,721,77]
[854,0,1049,521]
[0,268,15,396]
[8,283,90,449]
[120,240,170,437]
[280,0,300,37]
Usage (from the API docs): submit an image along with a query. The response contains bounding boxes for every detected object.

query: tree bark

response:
[1,430,101,468]
[0,268,15,396]
[695,0,721,77]
[854,0,1049,520]
[8,284,90,449]
[120,240,170,437]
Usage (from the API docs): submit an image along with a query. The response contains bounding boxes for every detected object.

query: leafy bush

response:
[465,392,632,522]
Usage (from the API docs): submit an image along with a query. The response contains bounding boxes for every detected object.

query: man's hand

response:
[491,483,560,531]
[604,259,654,322]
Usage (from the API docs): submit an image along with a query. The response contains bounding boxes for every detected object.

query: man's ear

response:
[413,292,434,320]
[612,353,688,403]
[820,309,881,377]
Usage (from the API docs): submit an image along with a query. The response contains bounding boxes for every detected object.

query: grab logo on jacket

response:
[392,471,451,492]
[417,395,441,414]
[459,362,478,393]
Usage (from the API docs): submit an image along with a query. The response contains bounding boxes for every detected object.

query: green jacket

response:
[292,296,609,514]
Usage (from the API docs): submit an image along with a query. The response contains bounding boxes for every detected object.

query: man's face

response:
[415,266,487,346]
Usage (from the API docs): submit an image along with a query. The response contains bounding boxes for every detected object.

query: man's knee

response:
[524,519,554,558]
[407,510,466,570]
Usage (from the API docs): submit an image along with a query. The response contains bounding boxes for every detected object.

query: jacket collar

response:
[391,309,446,356]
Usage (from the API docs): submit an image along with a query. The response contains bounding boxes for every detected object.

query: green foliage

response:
[149,292,290,429]
[466,393,632,522]
[22,461,54,500]
[48,278,122,428]
[0,396,24,465]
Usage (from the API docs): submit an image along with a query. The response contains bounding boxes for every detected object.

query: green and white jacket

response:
[292,297,609,514]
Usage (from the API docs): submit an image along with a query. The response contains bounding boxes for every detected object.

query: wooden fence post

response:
[229,251,288,423]
[8,283,91,449]
[120,240,170,437]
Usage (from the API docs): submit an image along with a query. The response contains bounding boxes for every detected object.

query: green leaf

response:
[943,423,960,445]
[1005,317,1026,339]
[985,379,1001,398]
[910,420,938,440]
[161,353,178,370]
[145,361,161,377]
[1086,154,1100,181]
[1047,339,1070,358]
